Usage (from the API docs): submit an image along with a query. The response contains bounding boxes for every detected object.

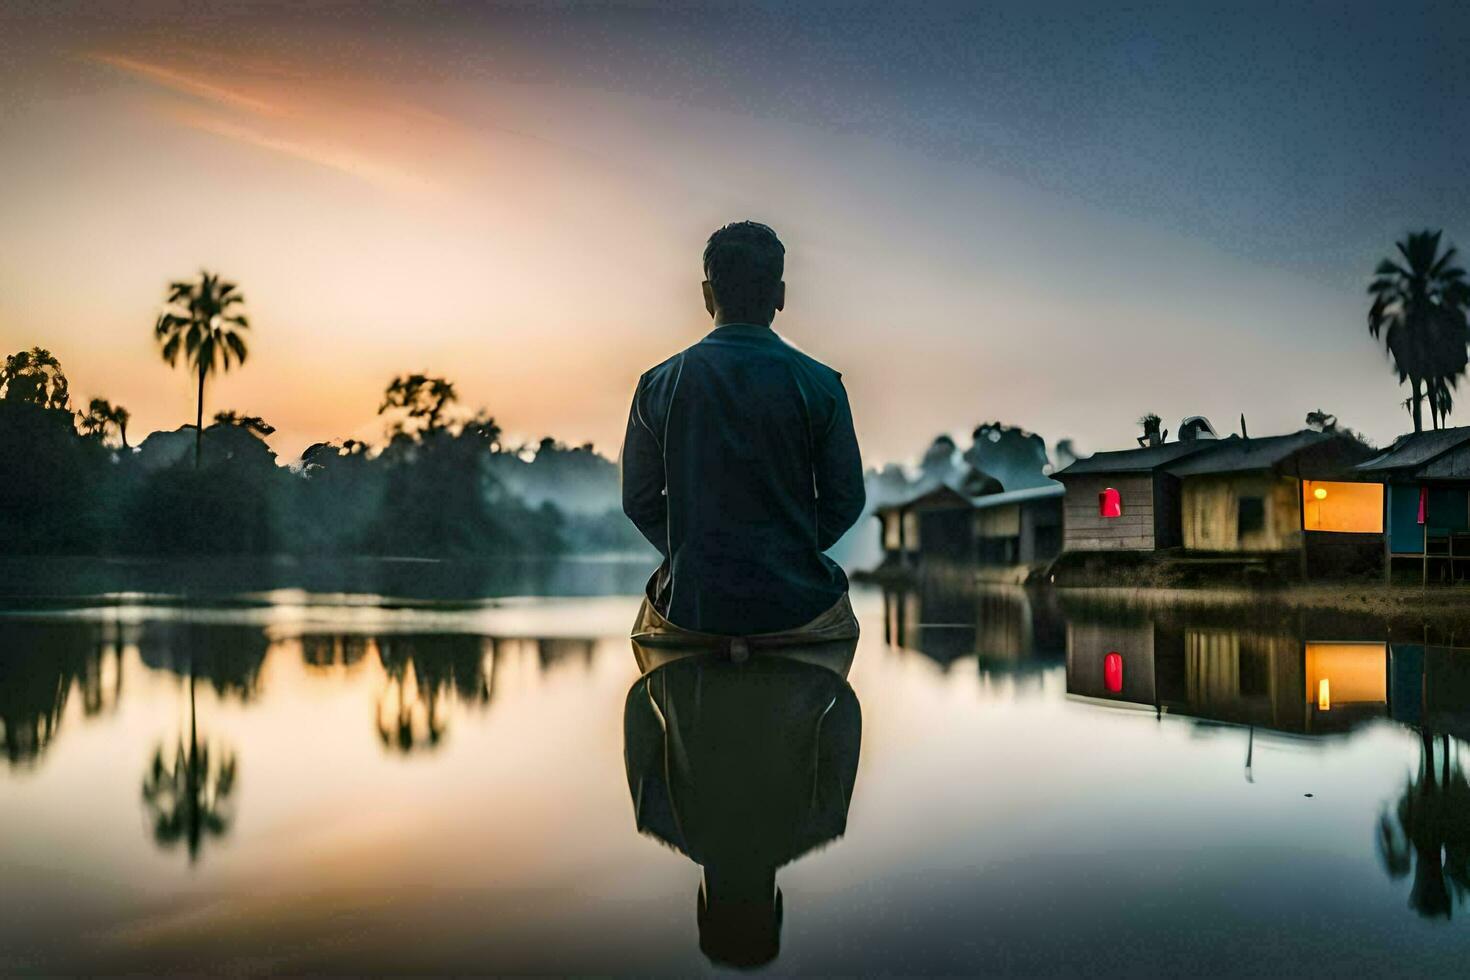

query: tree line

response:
[0,273,645,557]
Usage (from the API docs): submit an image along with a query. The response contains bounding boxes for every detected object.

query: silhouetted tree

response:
[1429,374,1461,431]
[0,347,70,410]
[77,397,131,448]
[0,379,114,552]
[1368,230,1470,433]
[154,271,250,467]
[1305,409,1338,432]
[379,374,457,436]
[1054,438,1085,471]
[918,434,958,484]
[212,410,274,439]
[964,421,1051,490]
[1137,413,1166,447]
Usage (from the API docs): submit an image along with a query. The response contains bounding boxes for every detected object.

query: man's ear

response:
[702,280,716,318]
[772,281,786,313]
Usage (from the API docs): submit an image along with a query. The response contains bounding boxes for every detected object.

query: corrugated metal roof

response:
[970,482,1065,510]
[876,479,1063,513]
[1165,430,1335,476]
[1052,439,1219,477]
[1356,426,1470,473]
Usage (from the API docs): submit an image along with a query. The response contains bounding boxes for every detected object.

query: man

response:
[621,221,865,638]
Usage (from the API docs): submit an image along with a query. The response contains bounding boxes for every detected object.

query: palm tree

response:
[76,398,131,448]
[154,272,250,467]
[1368,231,1470,433]
[1429,376,1460,431]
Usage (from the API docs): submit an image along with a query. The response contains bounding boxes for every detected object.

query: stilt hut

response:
[1165,430,1379,577]
[1053,441,1221,553]
[1356,426,1470,584]
[872,471,1063,577]
[873,470,1002,568]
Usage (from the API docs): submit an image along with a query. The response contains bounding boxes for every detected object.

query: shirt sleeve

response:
[620,377,669,556]
[815,377,866,551]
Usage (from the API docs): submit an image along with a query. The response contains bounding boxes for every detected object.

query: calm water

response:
[3,561,1470,974]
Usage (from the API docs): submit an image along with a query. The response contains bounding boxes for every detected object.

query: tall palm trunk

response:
[187,668,201,859]
[194,364,205,467]
[1411,376,1425,433]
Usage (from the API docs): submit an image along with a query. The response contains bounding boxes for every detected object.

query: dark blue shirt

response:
[621,323,865,635]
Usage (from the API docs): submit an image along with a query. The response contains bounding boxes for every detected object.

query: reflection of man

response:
[623,655,862,969]
[621,221,865,636]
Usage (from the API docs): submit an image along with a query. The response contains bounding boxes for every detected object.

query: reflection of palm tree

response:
[141,671,238,863]
[1377,730,1470,917]
[154,271,250,467]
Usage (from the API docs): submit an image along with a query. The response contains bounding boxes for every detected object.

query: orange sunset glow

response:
[3,3,1446,465]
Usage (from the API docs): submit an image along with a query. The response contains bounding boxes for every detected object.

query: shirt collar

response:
[705,322,777,341]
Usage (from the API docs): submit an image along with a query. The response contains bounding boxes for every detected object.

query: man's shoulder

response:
[637,349,687,388]
[780,342,845,388]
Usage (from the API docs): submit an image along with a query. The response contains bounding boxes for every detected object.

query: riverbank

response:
[1053,581,1470,631]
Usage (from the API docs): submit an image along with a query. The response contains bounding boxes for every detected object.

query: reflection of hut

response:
[1066,618,1389,736]
[1183,629,1304,730]
[1301,642,1389,734]
[1389,643,1470,739]
[1166,430,1379,576]
[1355,427,1470,584]
[882,583,1065,676]
[1054,441,1219,553]
[1064,621,1159,707]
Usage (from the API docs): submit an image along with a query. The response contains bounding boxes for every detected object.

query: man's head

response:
[702,221,786,326]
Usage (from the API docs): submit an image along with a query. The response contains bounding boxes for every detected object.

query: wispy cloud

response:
[161,103,433,194]
[88,52,281,116]
[88,50,439,194]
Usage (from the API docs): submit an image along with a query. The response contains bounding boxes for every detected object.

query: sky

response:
[2,1,1469,467]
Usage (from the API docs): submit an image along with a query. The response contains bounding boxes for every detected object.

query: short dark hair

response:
[703,221,785,324]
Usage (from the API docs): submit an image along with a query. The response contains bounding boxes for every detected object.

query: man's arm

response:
[620,379,668,556]
[815,378,865,551]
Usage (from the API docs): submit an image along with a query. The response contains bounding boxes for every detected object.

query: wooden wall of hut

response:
[1182,628,1304,730]
[1180,473,1300,552]
[1065,621,1156,705]
[1061,473,1157,551]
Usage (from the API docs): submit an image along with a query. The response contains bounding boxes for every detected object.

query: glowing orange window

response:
[1104,652,1123,693]
[1099,487,1122,518]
